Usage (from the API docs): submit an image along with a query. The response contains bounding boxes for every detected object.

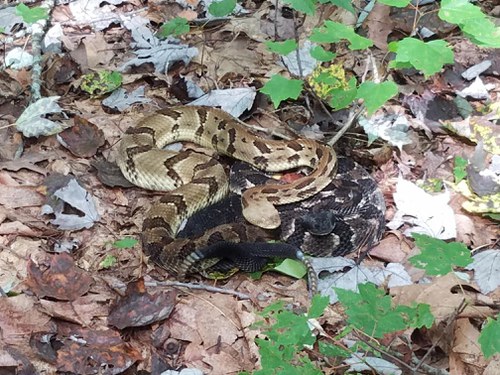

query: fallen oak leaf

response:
[108,279,176,329]
[57,116,105,158]
[25,252,93,301]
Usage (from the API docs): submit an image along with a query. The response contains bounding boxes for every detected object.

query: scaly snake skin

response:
[117,106,340,277]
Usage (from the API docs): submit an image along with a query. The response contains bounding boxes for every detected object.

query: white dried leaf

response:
[16,97,64,137]
[0,7,23,34]
[5,47,33,69]
[359,114,411,150]
[457,76,494,100]
[189,88,256,117]
[466,250,500,294]
[387,177,456,239]
[69,0,123,31]
[42,179,100,230]
[281,40,318,77]
[345,355,402,375]
[461,60,492,81]
[103,86,151,111]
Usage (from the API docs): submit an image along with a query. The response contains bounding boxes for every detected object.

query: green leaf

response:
[479,316,500,358]
[273,258,307,279]
[310,21,373,50]
[356,81,398,115]
[328,77,357,110]
[335,283,434,338]
[453,156,468,183]
[318,0,354,14]
[99,255,117,269]
[112,237,139,249]
[410,233,473,275]
[283,0,317,15]
[81,70,123,96]
[157,17,190,38]
[485,213,500,221]
[260,75,303,108]
[318,342,350,358]
[439,0,500,47]
[388,38,454,77]
[308,294,329,319]
[309,45,336,62]
[15,4,48,24]
[378,0,411,7]
[208,0,236,17]
[265,39,298,55]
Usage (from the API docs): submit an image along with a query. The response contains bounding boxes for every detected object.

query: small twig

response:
[273,0,278,40]
[413,299,468,373]
[0,123,17,131]
[353,330,415,373]
[30,0,56,102]
[327,104,366,146]
[291,11,304,79]
[145,280,251,300]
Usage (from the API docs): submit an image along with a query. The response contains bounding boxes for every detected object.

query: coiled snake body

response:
[117,106,384,278]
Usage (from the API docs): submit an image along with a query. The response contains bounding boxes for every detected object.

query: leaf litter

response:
[0,0,499,374]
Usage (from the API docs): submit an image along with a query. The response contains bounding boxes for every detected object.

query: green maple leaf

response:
[335,283,434,338]
[265,40,297,55]
[16,4,48,24]
[410,234,472,275]
[453,156,468,183]
[208,0,236,17]
[158,17,190,38]
[356,81,398,115]
[283,0,317,15]
[388,38,454,77]
[112,237,139,249]
[310,21,373,50]
[309,45,336,62]
[479,316,500,358]
[260,75,303,108]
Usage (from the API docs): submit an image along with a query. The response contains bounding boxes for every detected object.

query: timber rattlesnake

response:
[117,106,385,278]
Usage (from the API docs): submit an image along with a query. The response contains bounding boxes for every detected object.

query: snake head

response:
[241,195,281,229]
[298,211,338,236]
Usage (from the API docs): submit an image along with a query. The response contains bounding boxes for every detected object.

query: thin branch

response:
[30,0,56,102]
[413,299,467,373]
[145,280,251,300]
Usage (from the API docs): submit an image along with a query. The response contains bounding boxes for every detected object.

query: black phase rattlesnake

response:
[116,106,385,280]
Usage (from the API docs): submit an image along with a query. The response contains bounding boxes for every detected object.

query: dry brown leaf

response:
[0,221,39,236]
[58,116,105,158]
[193,37,274,80]
[449,318,488,374]
[364,3,392,50]
[55,327,142,374]
[26,253,93,301]
[369,232,411,263]
[0,294,53,348]
[108,279,176,329]
[39,295,110,326]
[390,273,495,323]
[0,182,44,209]
[82,32,115,69]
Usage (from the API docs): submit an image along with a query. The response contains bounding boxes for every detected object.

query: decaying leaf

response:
[57,116,105,157]
[41,177,100,230]
[26,253,93,301]
[15,96,64,137]
[388,177,457,239]
[466,249,500,294]
[108,279,176,329]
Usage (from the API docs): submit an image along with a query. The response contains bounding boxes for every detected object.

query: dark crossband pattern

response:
[116,106,384,286]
